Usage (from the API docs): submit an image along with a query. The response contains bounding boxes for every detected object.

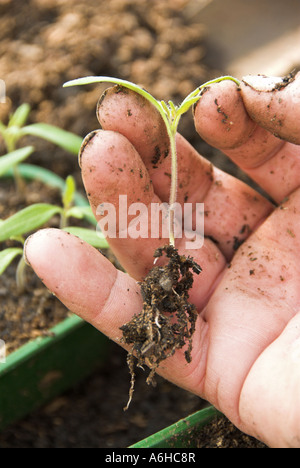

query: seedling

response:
[64,75,240,246]
[0,102,82,190]
[0,103,33,190]
[0,175,108,293]
[64,75,241,407]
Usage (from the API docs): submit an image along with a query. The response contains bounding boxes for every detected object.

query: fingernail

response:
[23,235,32,266]
[78,130,100,168]
[242,75,284,92]
[96,88,108,118]
[96,85,125,119]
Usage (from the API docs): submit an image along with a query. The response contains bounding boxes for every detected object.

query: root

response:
[120,244,201,410]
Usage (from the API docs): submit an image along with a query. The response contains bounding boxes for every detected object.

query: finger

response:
[80,128,168,280]
[202,188,300,434]
[194,79,300,203]
[23,228,210,395]
[96,86,273,259]
[97,85,213,205]
[200,166,272,259]
[241,72,300,145]
[24,228,142,342]
[239,311,300,448]
[80,129,227,304]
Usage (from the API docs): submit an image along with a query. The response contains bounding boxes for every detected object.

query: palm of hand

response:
[26,74,300,447]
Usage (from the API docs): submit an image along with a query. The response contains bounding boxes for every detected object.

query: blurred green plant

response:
[0,103,82,190]
[0,175,108,293]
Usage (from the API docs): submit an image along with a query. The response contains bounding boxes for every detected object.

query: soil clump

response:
[121,244,201,409]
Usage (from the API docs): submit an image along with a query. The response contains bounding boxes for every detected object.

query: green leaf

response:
[9,235,25,245]
[160,100,170,118]
[62,175,76,209]
[65,205,94,220]
[177,96,202,117]
[0,203,62,242]
[21,123,83,155]
[0,146,34,176]
[0,248,23,275]
[1,163,96,224]
[63,226,109,249]
[8,103,31,128]
[63,76,168,126]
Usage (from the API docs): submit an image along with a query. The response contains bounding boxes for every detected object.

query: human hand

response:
[25,72,300,447]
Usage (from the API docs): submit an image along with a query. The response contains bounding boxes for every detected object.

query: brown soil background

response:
[0,0,218,176]
[0,0,282,448]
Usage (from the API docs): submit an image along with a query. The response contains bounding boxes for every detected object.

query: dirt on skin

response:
[273,70,296,90]
[0,0,267,448]
[0,0,212,446]
[121,244,201,409]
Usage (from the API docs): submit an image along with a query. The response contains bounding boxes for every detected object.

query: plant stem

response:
[64,74,241,248]
[6,139,25,193]
[13,164,25,193]
[16,255,27,294]
[60,210,68,229]
[166,75,240,248]
[167,127,178,247]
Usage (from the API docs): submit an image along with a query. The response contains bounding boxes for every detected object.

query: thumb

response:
[241,72,300,145]
[239,311,300,448]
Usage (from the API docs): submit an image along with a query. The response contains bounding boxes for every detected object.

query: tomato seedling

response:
[64,75,240,246]
[63,75,241,408]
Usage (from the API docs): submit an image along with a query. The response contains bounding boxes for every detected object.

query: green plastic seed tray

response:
[0,314,109,430]
[130,406,219,448]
